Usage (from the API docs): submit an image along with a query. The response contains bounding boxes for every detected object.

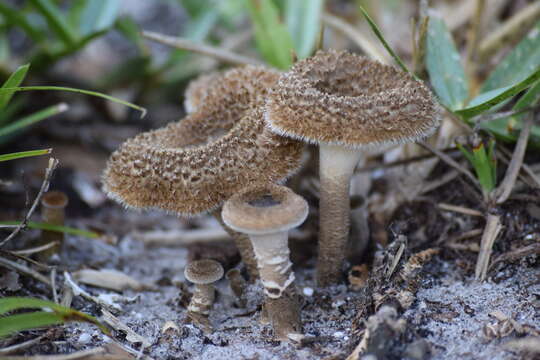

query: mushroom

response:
[222,183,308,341]
[184,259,224,316]
[184,72,220,113]
[265,49,440,286]
[102,66,303,281]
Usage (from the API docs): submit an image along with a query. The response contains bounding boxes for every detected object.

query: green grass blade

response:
[425,16,469,110]
[0,297,109,338]
[29,0,78,47]
[0,86,146,118]
[285,0,324,59]
[482,21,540,92]
[0,64,30,110]
[479,79,540,141]
[78,0,120,37]
[358,5,411,74]
[0,3,45,43]
[245,0,294,69]
[456,67,540,118]
[0,312,63,337]
[0,221,100,238]
[0,149,52,162]
[0,103,68,138]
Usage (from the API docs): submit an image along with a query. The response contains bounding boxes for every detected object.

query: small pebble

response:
[333,331,345,338]
[78,333,92,344]
[303,287,314,296]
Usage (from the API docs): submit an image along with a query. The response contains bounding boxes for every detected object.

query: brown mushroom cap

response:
[265,49,441,149]
[222,183,308,235]
[102,66,303,216]
[184,72,221,113]
[184,259,224,284]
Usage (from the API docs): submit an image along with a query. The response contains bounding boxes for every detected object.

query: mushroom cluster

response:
[102,49,439,341]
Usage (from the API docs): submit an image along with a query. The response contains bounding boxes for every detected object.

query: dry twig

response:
[475,213,503,281]
[494,115,533,204]
[321,13,389,64]
[0,256,52,287]
[142,31,263,66]
[0,158,59,248]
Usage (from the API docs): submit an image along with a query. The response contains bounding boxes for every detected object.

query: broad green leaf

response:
[425,16,469,110]
[245,0,294,69]
[482,21,540,92]
[456,67,540,118]
[0,221,100,238]
[29,0,78,47]
[358,5,411,75]
[0,86,146,117]
[0,64,29,109]
[0,297,109,338]
[285,0,324,59]
[79,0,120,37]
[0,103,67,138]
[0,149,51,162]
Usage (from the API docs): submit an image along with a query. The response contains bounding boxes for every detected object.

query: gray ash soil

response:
[20,217,534,360]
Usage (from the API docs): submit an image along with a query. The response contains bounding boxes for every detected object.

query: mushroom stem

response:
[249,231,301,340]
[188,283,215,315]
[212,209,259,282]
[317,144,363,286]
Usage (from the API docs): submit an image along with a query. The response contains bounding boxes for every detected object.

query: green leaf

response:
[29,0,78,47]
[115,16,146,53]
[482,21,540,92]
[79,0,120,37]
[456,67,540,118]
[285,0,324,59]
[0,3,45,43]
[0,103,67,138]
[0,64,30,110]
[0,312,64,337]
[0,86,146,118]
[0,149,52,162]
[479,79,540,142]
[245,0,294,69]
[0,297,109,338]
[425,16,469,110]
[358,5,411,75]
[0,221,100,238]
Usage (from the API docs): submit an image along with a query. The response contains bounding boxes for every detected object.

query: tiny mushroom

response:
[184,259,224,316]
[102,66,303,281]
[266,49,440,286]
[222,183,308,341]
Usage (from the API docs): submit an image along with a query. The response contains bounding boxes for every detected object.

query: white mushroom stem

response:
[188,284,215,316]
[250,232,294,298]
[248,231,302,341]
[317,144,363,286]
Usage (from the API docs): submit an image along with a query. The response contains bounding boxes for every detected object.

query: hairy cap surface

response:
[222,183,308,235]
[102,66,303,216]
[184,259,224,284]
[266,49,440,149]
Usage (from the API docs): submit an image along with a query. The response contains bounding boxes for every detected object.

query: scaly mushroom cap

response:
[184,72,221,113]
[266,49,441,149]
[184,259,224,284]
[222,183,308,235]
[102,66,303,216]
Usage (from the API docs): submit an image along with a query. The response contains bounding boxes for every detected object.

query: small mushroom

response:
[102,66,303,281]
[226,268,247,308]
[184,259,224,316]
[222,183,308,341]
[266,49,440,286]
[39,190,69,259]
